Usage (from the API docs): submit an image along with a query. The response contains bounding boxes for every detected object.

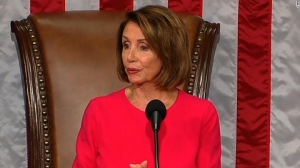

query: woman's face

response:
[122,21,162,86]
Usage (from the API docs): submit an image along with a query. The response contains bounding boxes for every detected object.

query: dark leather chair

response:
[11,10,220,168]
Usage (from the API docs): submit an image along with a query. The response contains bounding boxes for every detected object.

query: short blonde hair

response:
[116,5,191,90]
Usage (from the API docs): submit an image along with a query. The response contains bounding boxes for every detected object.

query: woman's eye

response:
[140,45,149,51]
[123,43,130,49]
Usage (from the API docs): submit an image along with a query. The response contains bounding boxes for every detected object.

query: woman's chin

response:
[128,79,146,86]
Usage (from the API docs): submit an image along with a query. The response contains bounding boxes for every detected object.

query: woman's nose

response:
[127,48,137,62]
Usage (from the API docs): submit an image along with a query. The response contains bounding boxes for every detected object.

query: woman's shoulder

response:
[177,90,219,117]
[178,89,214,106]
[83,88,127,117]
[92,88,125,101]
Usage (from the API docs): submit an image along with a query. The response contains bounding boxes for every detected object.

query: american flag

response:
[0,0,299,167]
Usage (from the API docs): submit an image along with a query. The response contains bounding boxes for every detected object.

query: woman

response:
[73,5,221,168]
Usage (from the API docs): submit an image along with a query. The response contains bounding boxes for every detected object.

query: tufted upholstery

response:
[11,10,220,168]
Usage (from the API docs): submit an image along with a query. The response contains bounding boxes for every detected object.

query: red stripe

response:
[100,0,133,11]
[236,0,272,167]
[168,0,203,16]
[30,0,65,14]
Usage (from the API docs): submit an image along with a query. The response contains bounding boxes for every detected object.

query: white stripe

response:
[271,1,300,168]
[0,0,29,167]
[133,0,168,10]
[66,0,99,11]
[203,0,239,167]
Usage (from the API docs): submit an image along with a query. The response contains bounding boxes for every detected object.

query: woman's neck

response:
[125,84,178,111]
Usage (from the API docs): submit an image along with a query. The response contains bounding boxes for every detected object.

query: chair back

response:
[11,10,220,168]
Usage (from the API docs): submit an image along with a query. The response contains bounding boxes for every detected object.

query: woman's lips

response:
[127,68,140,74]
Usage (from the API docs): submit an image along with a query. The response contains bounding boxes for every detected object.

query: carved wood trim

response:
[187,21,220,99]
[11,19,53,168]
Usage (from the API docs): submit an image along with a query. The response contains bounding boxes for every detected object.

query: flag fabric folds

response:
[0,0,299,167]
